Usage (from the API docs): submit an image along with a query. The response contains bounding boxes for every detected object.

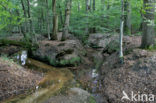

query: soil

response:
[1,33,156,103]
[0,57,43,101]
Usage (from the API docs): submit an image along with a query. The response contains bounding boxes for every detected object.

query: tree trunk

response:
[45,0,51,40]
[58,4,64,28]
[85,0,90,36]
[107,1,110,10]
[139,8,143,31]
[26,0,32,33]
[93,0,95,11]
[141,0,155,48]
[119,0,124,63]
[51,0,58,40]
[78,1,80,12]
[91,0,96,33]
[62,0,72,41]
[86,0,91,12]
[124,0,131,35]
[26,0,36,42]
[101,0,105,11]
[20,0,27,33]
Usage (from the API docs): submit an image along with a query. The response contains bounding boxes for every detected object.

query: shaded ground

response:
[0,57,42,101]
[1,33,156,103]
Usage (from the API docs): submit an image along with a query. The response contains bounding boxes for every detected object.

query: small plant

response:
[88,96,96,103]
[1,55,14,63]
[59,56,81,66]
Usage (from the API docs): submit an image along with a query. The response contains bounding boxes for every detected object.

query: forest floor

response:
[1,33,156,103]
[0,56,43,101]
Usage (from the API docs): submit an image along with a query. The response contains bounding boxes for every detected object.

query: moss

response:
[59,56,81,66]
[0,39,38,51]
[87,96,96,103]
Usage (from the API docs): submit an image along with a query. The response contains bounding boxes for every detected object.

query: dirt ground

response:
[0,57,43,101]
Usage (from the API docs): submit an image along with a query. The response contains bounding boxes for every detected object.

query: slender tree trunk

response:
[58,4,64,28]
[141,0,155,48]
[107,1,110,10]
[119,0,124,63]
[27,0,37,42]
[45,0,51,40]
[40,3,44,33]
[139,8,143,31]
[78,1,80,12]
[15,10,22,34]
[85,0,90,36]
[124,0,131,35]
[51,0,58,40]
[101,0,105,11]
[86,0,91,11]
[93,0,95,11]
[90,0,92,12]
[62,0,72,41]
[20,0,27,33]
[92,0,96,33]
[26,0,32,32]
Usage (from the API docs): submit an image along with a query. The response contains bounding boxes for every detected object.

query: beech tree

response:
[119,0,124,63]
[61,0,72,41]
[124,0,131,35]
[51,0,58,40]
[141,0,155,48]
[85,0,91,36]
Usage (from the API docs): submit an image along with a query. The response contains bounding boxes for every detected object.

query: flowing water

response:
[4,51,74,103]
[4,50,104,103]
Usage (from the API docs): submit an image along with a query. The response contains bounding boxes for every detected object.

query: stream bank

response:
[1,33,156,103]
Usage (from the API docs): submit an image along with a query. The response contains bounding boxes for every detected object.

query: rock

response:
[32,39,86,67]
[88,33,141,55]
[88,33,118,48]
[0,45,21,56]
[44,88,94,103]
[103,35,142,55]
[68,88,91,97]
[100,49,156,103]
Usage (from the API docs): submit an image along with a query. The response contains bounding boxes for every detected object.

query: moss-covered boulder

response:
[32,39,86,67]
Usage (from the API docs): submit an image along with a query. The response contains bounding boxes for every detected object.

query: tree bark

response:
[26,0,36,42]
[86,0,91,12]
[51,0,58,40]
[26,0,32,33]
[101,0,105,11]
[119,0,124,63]
[139,8,143,31]
[107,1,110,10]
[92,0,96,33]
[62,0,72,41]
[141,0,155,48]
[45,0,51,40]
[93,0,95,11]
[58,4,64,28]
[20,0,27,33]
[78,1,80,12]
[124,0,131,35]
[85,0,91,36]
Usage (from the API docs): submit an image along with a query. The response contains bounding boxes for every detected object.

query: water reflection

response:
[16,50,28,65]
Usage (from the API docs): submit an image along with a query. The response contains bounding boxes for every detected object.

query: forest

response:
[0,0,156,103]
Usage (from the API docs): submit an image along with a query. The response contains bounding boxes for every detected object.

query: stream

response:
[3,50,104,103]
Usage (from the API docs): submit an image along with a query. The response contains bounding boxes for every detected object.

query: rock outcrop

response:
[32,39,86,67]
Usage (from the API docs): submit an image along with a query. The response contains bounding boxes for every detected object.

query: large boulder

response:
[88,33,141,55]
[32,39,86,67]
[100,49,156,103]
[44,88,95,103]
[88,33,119,48]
